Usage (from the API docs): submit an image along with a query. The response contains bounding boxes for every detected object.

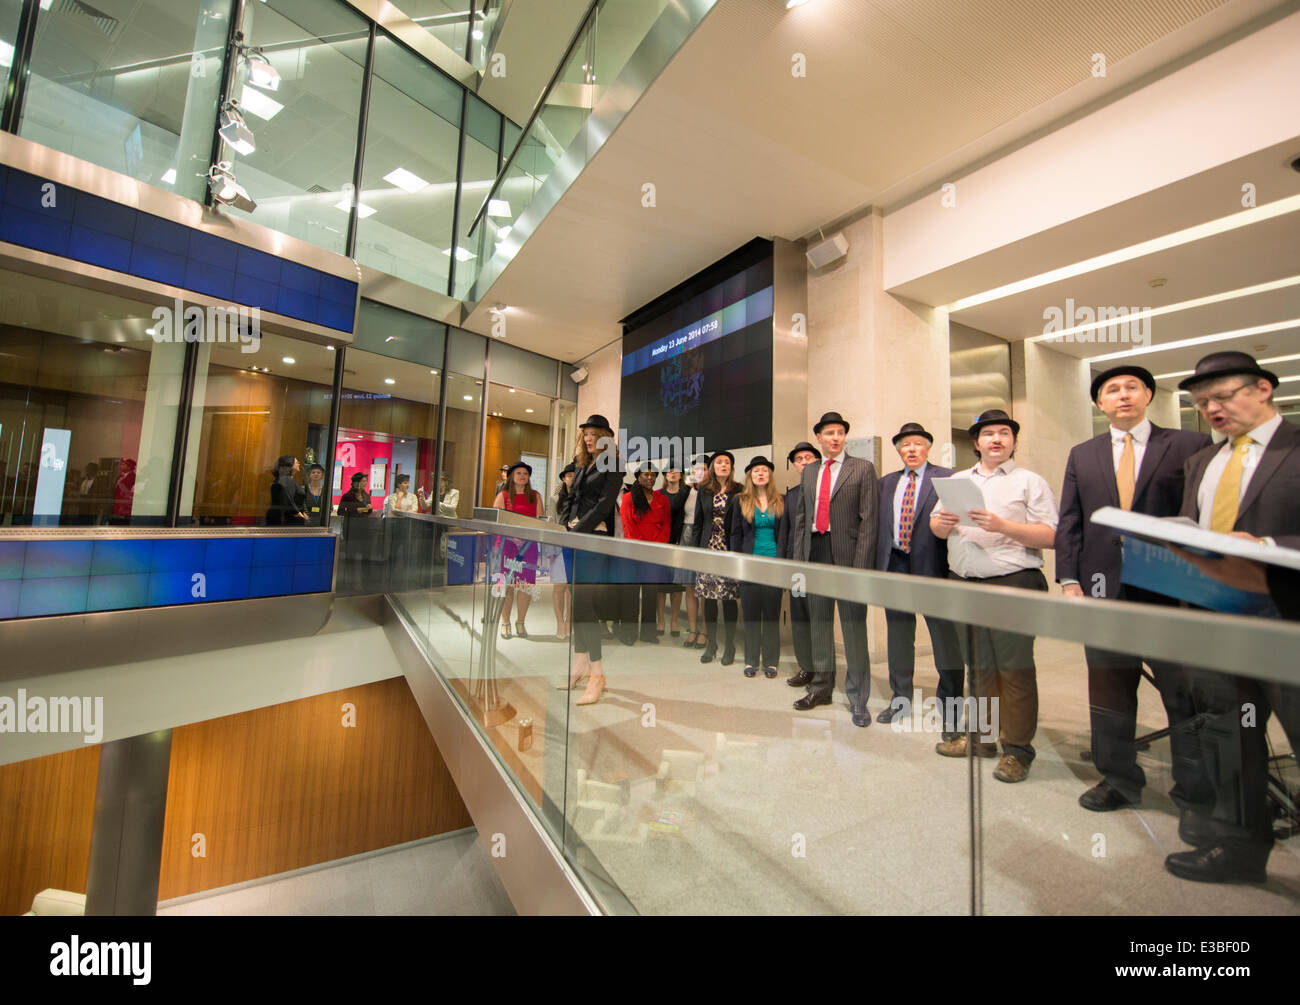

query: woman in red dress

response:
[494,461,543,638]
[620,461,671,643]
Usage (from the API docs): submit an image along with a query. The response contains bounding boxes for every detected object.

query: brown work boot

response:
[935,735,997,758]
[993,754,1030,783]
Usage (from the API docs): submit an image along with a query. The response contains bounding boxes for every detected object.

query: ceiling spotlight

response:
[282,356,295,364]
[525,408,534,414]
[786,0,812,7]
[326,345,335,351]
[219,101,256,156]
[463,395,472,401]
[241,45,280,91]
[508,387,515,393]
[208,162,257,212]
[384,378,395,385]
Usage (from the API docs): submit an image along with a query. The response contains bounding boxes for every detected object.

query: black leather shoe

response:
[851,709,871,728]
[1078,781,1139,812]
[743,665,757,678]
[700,648,716,664]
[1179,809,1217,848]
[720,644,736,666]
[1165,844,1267,884]
[639,632,659,645]
[876,702,905,724]
[793,693,832,711]
[787,670,814,688]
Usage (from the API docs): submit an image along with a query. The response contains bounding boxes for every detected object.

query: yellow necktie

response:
[1116,433,1135,511]
[1209,435,1253,533]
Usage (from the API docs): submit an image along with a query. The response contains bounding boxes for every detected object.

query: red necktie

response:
[815,459,834,533]
[899,470,917,552]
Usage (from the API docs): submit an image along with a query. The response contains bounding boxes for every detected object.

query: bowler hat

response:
[891,422,934,446]
[745,455,774,473]
[505,460,532,480]
[786,441,822,465]
[968,408,1020,438]
[1177,351,1278,391]
[1091,365,1156,402]
[709,450,736,469]
[579,413,614,431]
[559,462,576,478]
[813,410,851,435]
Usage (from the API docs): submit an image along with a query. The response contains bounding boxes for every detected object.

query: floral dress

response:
[694,490,738,600]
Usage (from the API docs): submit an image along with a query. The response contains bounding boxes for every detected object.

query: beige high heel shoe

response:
[575,674,605,706]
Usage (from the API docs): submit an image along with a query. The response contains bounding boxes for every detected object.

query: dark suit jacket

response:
[1180,417,1300,550]
[778,485,801,560]
[729,495,789,558]
[1056,423,1210,599]
[792,454,878,568]
[686,487,739,551]
[875,464,952,578]
[560,461,622,536]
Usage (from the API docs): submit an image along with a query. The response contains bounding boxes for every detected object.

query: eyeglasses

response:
[1191,382,1255,412]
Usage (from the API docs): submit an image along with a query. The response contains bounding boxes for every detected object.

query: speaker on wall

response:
[806,232,849,269]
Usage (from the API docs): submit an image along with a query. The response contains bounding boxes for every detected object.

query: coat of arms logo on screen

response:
[659,353,704,417]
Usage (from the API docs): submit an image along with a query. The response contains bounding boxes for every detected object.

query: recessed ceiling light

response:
[334,197,377,218]
[326,345,335,350]
[239,86,284,121]
[1087,318,1300,363]
[463,394,472,400]
[787,0,812,6]
[383,167,429,193]
[488,199,511,218]
[282,356,295,364]
[384,378,395,385]
[384,335,395,342]
[145,327,156,335]
[525,408,534,413]
[508,387,515,392]
[160,169,176,185]
[441,246,476,262]
[430,369,437,374]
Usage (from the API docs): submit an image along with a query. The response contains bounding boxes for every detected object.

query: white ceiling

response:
[462,0,1293,361]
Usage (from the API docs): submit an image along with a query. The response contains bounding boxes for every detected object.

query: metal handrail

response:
[465,0,601,239]
[394,510,1300,685]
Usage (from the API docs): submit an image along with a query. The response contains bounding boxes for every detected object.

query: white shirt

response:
[892,462,928,549]
[933,460,1059,579]
[384,491,418,516]
[1110,418,1151,475]
[811,454,844,532]
[1195,412,1284,529]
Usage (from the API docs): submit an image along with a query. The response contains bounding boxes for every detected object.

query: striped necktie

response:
[898,470,917,552]
[1210,434,1253,533]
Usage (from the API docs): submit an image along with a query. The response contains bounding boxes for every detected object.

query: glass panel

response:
[0,268,181,527]
[223,0,368,254]
[483,382,553,509]
[0,0,26,109]
[486,334,557,397]
[452,94,500,299]
[446,325,485,376]
[399,0,473,60]
[183,331,335,526]
[441,369,482,517]
[354,32,462,293]
[354,298,446,369]
[18,0,229,203]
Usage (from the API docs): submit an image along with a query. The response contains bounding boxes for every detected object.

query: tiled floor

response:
[158,830,514,916]
[394,582,1300,916]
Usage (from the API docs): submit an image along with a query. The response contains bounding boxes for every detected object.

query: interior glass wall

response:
[483,382,553,508]
[0,269,181,526]
[452,93,501,299]
[184,331,335,525]
[0,0,25,85]
[17,0,229,204]
[226,0,368,255]
[441,371,482,518]
[354,31,462,293]
[400,0,474,61]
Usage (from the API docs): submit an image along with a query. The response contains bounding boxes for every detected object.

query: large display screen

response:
[620,253,773,455]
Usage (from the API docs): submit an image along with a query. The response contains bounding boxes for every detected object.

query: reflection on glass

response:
[223,0,368,254]
[355,32,462,293]
[19,0,228,202]
[453,94,500,299]
[440,371,481,518]
[185,331,335,525]
[0,270,180,526]
[400,0,474,60]
[483,382,552,509]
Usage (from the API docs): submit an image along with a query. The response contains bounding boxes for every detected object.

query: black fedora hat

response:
[813,410,850,435]
[505,460,532,480]
[745,455,774,473]
[786,441,822,464]
[559,462,576,478]
[708,449,736,469]
[891,422,934,446]
[968,408,1020,438]
[578,413,614,430]
[1091,365,1156,402]
[1177,350,1279,391]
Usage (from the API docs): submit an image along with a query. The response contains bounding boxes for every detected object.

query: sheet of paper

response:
[933,476,985,526]
[1092,507,1300,571]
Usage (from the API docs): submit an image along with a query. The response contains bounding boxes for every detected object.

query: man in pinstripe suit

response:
[792,411,879,726]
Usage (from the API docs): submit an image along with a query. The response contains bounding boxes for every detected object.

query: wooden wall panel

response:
[0,746,100,916]
[157,676,472,899]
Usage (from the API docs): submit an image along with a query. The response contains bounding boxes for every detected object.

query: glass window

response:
[184,331,336,525]
[483,382,552,509]
[354,298,446,369]
[222,0,369,255]
[18,0,228,203]
[1,1,25,106]
[488,339,556,397]
[354,32,462,293]
[399,0,473,60]
[335,351,441,518]
[440,371,481,518]
[0,268,182,526]
[453,93,501,299]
